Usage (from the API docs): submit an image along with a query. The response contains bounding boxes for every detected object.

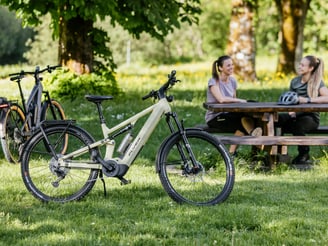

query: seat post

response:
[84,95,113,124]
[95,102,106,124]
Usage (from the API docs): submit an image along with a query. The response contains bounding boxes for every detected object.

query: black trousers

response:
[276,113,319,155]
[207,112,248,134]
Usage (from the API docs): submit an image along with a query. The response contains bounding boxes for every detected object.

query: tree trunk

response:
[58,15,93,74]
[226,0,257,82]
[275,0,311,74]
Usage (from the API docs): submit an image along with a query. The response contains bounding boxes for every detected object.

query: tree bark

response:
[275,0,311,74]
[226,0,257,82]
[58,15,93,74]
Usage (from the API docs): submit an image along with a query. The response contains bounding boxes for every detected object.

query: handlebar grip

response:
[142,90,155,100]
[9,72,21,76]
[46,65,61,73]
[9,70,25,77]
[10,76,21,81]
[170,70,176,77]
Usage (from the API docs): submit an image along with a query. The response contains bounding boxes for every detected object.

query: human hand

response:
[289,112,296,118]
[298,96,308,104]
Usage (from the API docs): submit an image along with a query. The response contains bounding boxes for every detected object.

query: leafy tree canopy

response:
[0,0,201,75]
[1,0,201,41]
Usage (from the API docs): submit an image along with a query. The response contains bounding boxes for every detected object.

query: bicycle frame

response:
[24,80,43,128]
[56,98,172,171]
[15,71,55,135]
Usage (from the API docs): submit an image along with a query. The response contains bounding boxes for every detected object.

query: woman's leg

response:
[241,117,262,136]
[207,113,246,155]
[291,115,319,164]
[207,113,246,133]
[229,130,244,154]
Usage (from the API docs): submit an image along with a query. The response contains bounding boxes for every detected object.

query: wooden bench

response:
[194,124,328,166]
[194,124,328,136]
[195,124,328,146]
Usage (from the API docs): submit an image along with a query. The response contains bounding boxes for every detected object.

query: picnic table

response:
[202,102,328,166]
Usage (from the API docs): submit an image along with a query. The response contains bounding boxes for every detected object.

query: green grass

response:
[1,61,328,245]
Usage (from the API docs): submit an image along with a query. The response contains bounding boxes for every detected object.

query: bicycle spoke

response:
[21,125,99,202]
[158,130,234,206]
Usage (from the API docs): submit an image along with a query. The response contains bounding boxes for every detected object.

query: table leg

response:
[262,113,278,168]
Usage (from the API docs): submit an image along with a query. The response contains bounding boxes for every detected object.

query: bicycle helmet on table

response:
[278,91,299,105]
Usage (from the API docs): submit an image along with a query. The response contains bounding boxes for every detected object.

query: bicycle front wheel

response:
[157,129,235,206]
[21,124,99,202]
[0,104,27,163]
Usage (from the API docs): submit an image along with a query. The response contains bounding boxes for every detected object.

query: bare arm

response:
[298,86,328,103]
[209,85,247,103]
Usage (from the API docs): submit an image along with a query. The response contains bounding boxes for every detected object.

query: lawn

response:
[0,61,328,245]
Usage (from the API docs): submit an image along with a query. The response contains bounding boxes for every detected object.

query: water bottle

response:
[117,132,133,154]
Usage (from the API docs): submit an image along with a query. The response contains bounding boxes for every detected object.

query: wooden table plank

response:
[204,102,328,113]
[217,136,328,145]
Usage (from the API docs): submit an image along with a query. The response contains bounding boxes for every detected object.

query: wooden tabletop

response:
[204,102,328,113]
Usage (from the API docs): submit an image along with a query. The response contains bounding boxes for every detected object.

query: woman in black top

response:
[277,55,328,165]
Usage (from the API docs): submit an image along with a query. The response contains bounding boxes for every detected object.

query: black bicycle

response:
[0,65,66,163]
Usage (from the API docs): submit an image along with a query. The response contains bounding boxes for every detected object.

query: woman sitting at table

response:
[205,55,262,155]
[277,55,328,165]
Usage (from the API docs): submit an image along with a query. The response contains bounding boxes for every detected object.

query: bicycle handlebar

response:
[142,70,180,101]
[9,65,61,81]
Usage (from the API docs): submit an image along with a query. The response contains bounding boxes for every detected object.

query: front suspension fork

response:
[165,113,201,173]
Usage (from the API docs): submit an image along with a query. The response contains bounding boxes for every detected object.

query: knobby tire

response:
[21,125,99,202]
[157,129,235,206]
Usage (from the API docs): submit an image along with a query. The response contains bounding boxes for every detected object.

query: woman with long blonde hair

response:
[277,55,328,165]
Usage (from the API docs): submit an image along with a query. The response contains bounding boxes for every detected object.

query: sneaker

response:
[290,164,313,171]
[292,153,311,164]
[230,151,238,157]
[250,127,262,137]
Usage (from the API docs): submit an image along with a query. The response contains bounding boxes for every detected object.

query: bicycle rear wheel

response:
[157,129,235,206]
[0,103,27,163]
[21,124,99,202]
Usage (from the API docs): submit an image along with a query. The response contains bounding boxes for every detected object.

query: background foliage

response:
[0,7,33,64]
[1,0,327,70]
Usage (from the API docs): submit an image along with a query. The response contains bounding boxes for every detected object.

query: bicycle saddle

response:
[85,95,113,103]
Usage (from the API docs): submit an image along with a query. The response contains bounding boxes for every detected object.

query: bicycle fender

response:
[40,119,76,127]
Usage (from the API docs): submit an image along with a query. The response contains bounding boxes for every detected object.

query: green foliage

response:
[303,1,328,53]
[43,68,122,101]
[92,26,117,71]
[104,0,201,41]
[255,1,280,55]
[0,0,201,73]
[23,14,57,65]
[199,0,231,57]
[2,0,328,72]
[0,6,33,64]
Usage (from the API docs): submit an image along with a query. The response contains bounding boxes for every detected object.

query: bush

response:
[44,68,122,100]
